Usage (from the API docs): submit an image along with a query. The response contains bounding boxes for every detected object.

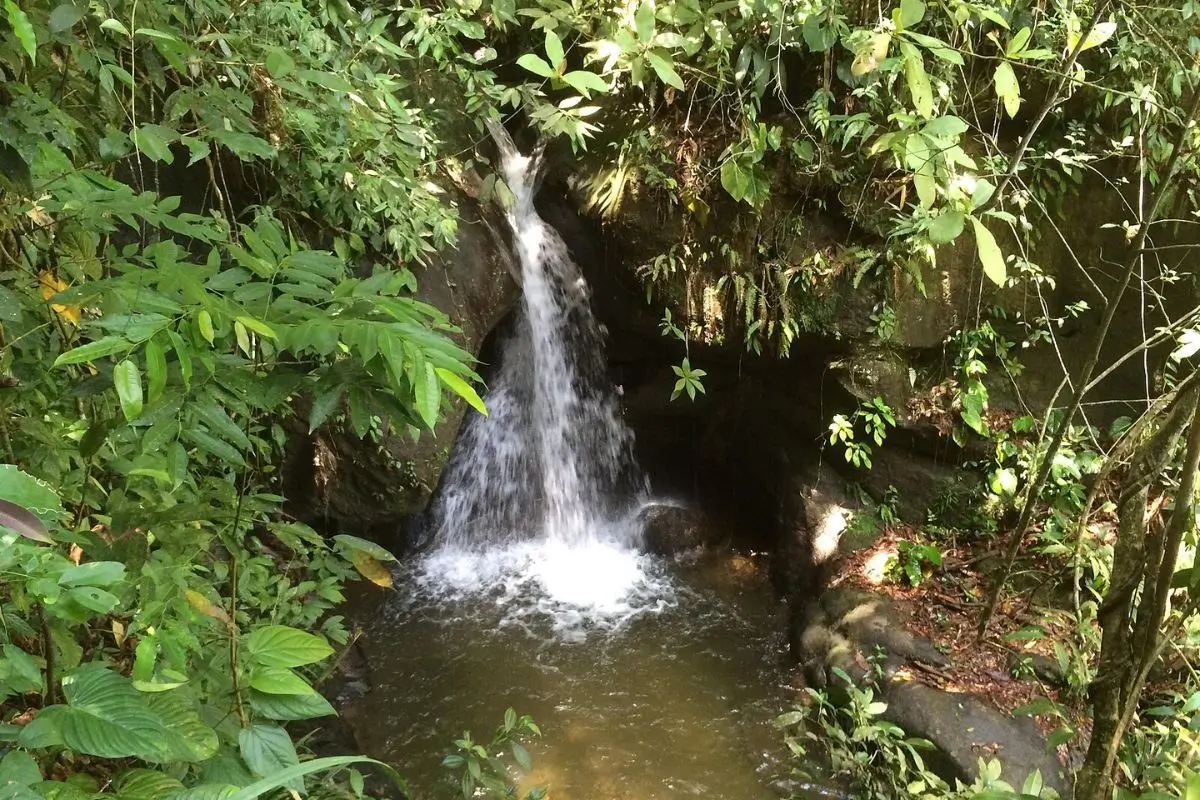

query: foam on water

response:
[416,123,660,636]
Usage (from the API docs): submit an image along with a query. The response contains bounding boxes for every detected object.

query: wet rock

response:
[884,682,1070,794]
[637,502,723,555]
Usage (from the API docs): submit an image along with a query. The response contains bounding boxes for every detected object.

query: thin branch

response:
[978,87,1200,639]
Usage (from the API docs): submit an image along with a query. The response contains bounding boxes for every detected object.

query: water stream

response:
[345,127,826,798]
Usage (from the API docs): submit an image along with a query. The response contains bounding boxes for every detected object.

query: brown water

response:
[342,549,832,800]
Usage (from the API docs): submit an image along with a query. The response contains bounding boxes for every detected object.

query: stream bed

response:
[342,547,830,800]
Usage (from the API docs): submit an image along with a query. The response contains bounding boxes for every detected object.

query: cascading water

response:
[350,126,829,800]
[415,124,663,629]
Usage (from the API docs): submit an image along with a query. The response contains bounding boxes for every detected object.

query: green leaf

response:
[901,43,933,117]
[923,115,968,138]
[1069,20,1117,53]
[4,0,35,62]
[308,384,344,432]
[561,70,608,97]
[45,665,172,760]
[899,0,926,28]
[238,725,301,791]
[993,61,1020,118]
[147,692,219,762]
[59,561,125,587]
[720,158,750,201]
[516,53,553,78]
[332,534,397,562]
[48,4,82,33]
[114,359,144,422]
[197,310,215,345]
[969,216,1007,286]
[264,48,295,78]
[928,210,965,244]
[413,360,440,430]
[0,465,63,526]
[54,336,134,366]
[647,51,684,89]
[210,130,275,161]
[144,337,167,403]
[132,125,174,165]
[115,768,184,800]
[2,645,45,694]
[435,367,487,417]
[248,690,335,721]
[1006,26,1031,57]
[249,667,314,696]
[990,468,1018,496]
[235,315,276,339]
[245,626,334,669]
[0,751,40,787]
[294,69,354,92]
[544,30,564,72]
[224,756,404,800]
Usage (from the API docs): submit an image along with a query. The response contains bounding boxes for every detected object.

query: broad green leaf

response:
[720,158,750,201]
[144,337,167,403]
[993,61,1020,118]
[249,666,314,696]
[4,0,35,62]
[0,466,63,527]
[2,645,45,694]
[901,43,933,117]
[197,310,215,345]
[308,384,344,432]
[969,216,1007,286]
[1069,20,1117,53]
[210,130,275,160]
[115,769,184,800]
[238,724,301,791]
[245,626,334,669]
[899,0,926,28]
[68,586,120,614]
[294,69,354,92]
[50,666,173,761]
[54,336,133,366]
[332,534,397,562]
[0,750,39,787]
[928,210,965,244]
[413,359,440,430]
[561,70,608,97]
[544,30,565,73]
[59,561,125,587]
[147,692,219,763]
[634,0,655,41]
[114,359,144,421]
[436,367,487,417]
[1006,26,1031,57]
[990,468,1018,496]
[132,125,174,165]
[264,48,295,78]
[1186,771,1200,800]
[48,4,83,33]
[234,316,276,339]
[516,53,554,78]
[647,51,684,90]
[923,115,968,138]
[248,690,335,721]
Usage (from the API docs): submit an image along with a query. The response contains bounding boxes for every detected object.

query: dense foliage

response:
[1,0,1199,796]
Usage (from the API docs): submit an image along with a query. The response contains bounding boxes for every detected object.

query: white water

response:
[417,125,662,632]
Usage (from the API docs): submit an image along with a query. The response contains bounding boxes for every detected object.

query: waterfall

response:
[415,125,664,632]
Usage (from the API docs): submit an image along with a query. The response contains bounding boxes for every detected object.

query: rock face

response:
[282,195,520,538]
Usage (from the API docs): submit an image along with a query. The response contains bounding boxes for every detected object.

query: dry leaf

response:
[112,619,126,647]
[351,551,393,588]
[38,271,81,325]
[186,589,233,626]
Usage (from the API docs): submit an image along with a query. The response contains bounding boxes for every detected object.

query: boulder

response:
[637,502,724,555]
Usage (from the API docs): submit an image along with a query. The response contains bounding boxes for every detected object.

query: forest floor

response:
[830,522,1094,768]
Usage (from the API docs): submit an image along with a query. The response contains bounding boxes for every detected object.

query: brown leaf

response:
[186,589,233,626]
